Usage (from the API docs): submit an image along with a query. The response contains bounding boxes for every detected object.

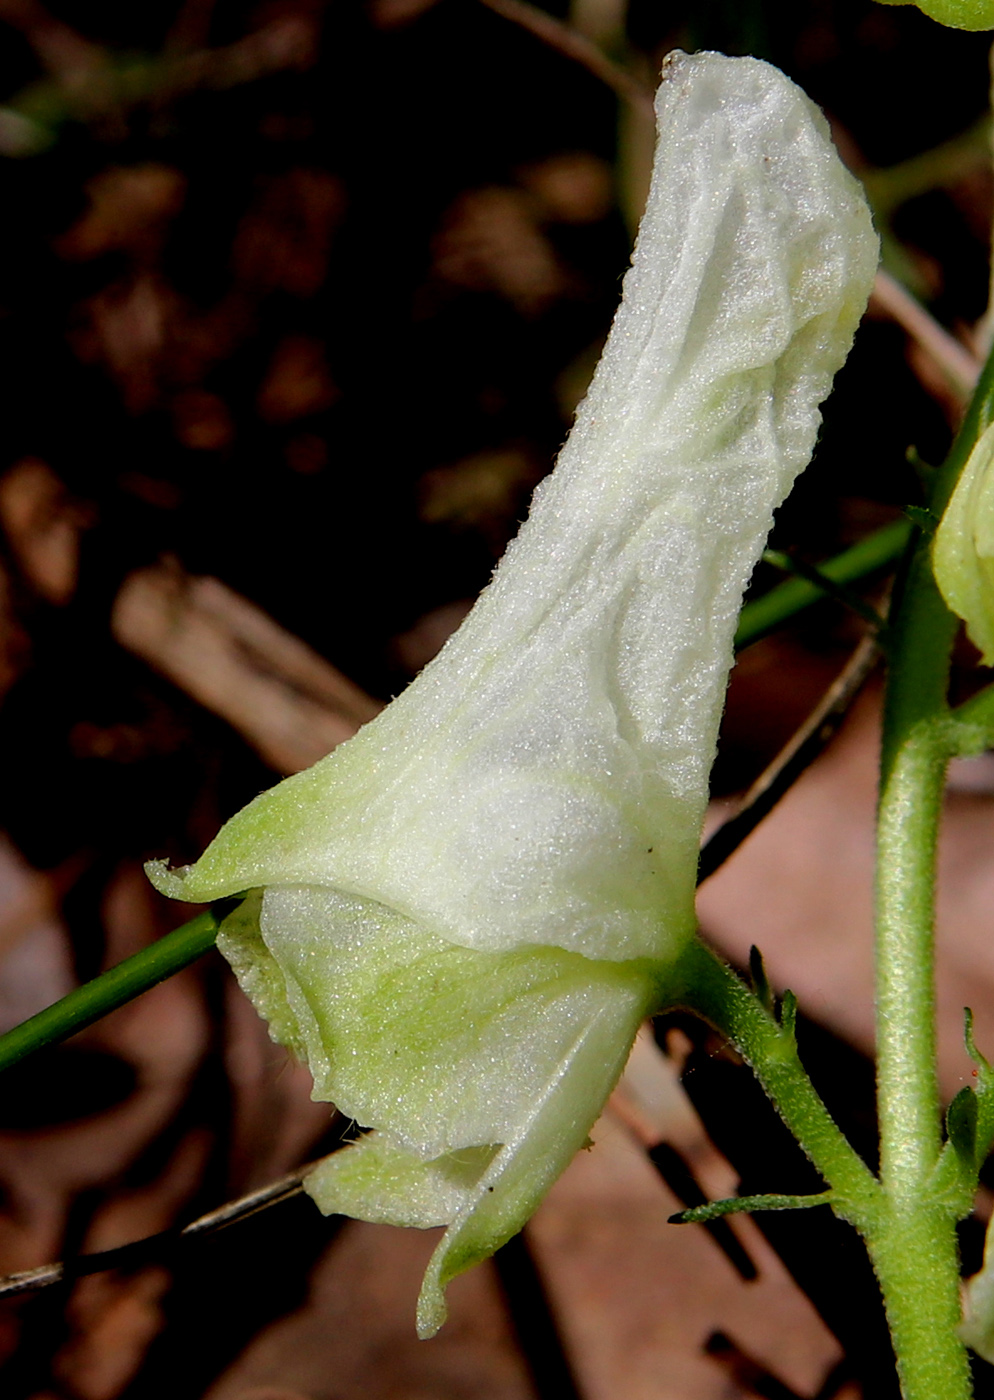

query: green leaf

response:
[779,989,799,1042]
[875,0,994,29]
[965,1006,992,1072]
[965,1009,994,1165]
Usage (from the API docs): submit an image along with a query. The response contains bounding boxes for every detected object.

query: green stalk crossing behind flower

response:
[735,516,911,650]
[0,910,219,1075]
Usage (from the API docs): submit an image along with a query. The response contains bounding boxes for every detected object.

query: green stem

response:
[0,910,219,1074]
[671,937,881,1226]
[862,117,991,220]
[870,550,969,1399]
[868,1209,972,1400]
[682,343,994,1399]
[875,559,955,1200]
[862,339,994,1400]
[734,517,911,651]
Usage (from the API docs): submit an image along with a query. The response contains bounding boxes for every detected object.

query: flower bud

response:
[934,422,994,665]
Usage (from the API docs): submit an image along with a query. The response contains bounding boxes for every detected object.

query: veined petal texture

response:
[150,52,876,965]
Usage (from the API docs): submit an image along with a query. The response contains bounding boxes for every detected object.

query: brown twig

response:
[698,634,881,884]
[478,0,980,413]
[476,0,654,119]
[112,559,382,775]
[870,268,981,403]
[0,14,318,156]
[0,1166,312,1300]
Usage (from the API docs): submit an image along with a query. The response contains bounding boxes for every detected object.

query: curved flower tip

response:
[933,422,994,665]
[147,51,877,1333]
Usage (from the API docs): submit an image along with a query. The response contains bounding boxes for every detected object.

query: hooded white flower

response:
[148,50,877,1337]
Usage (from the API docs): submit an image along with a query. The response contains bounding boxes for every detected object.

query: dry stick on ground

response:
[698,635,881,884]
[477,0,655,119]
[477,0,981,403]
[0,1166,313,1300]
[870,268,981,403]
[112,559,382,775]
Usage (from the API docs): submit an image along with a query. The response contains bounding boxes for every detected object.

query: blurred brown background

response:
[0,0,993,1396]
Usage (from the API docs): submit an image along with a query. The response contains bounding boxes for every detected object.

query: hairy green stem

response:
[671,937,881,1226]
[669,1190,832,1224]
[871,535,968,1400]
[876,554,956,1200]
[868,1207,972,1400]
[861,340,994,1400]
[951,679,994,745]
[686,346,994,1400]
[0,910,220,1073]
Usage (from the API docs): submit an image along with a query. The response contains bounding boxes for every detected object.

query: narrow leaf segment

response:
[669,1191,832,1225]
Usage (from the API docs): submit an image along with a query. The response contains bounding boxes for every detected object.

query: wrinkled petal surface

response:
[149,51,877,966]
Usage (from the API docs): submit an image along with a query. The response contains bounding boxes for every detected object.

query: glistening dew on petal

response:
[147,50,878,1337]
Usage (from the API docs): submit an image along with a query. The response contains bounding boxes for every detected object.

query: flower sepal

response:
[215,888,657,1336]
